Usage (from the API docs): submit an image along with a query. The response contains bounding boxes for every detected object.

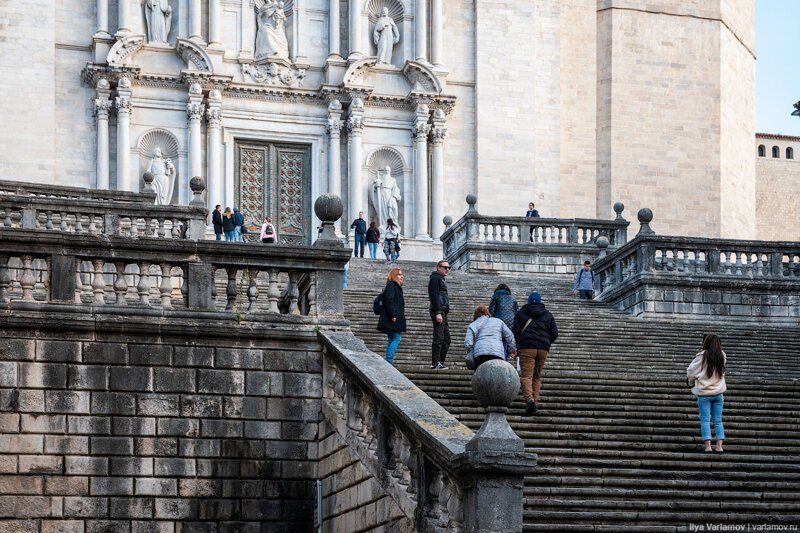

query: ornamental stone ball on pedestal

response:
[468,359,522,452]
[466,194,478,215]
[314,193,344,245]
[613,202,625,221]
[189,176,205,207]
[443,215,453,230]
[142,171,155,194]
[596,235,610,258]
[637,208,655,236]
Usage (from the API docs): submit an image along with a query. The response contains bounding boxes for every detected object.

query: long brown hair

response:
[702,333,725,379]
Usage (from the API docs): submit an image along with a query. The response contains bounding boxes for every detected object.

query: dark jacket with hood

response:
[212,209,223,233]
[428,271,450,313]
[378,281,406,334]
[488,289,518,329]
[513,302,558,350]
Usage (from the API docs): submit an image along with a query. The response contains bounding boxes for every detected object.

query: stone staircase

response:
[343,258,800,531]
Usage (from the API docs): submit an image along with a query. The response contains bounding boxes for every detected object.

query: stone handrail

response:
[319,331,537,532]
[0,193,207,240]
[0,178,155,203]
[0,229,350,319]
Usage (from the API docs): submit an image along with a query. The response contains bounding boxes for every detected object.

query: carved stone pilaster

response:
[187,83,204,203]
[413,103,430,238]
[206,89,223,211]
[94,78,112,190]
[186,102,205,121]
[327,99,344,202]
[346,98,366,227]
[115,77,134,192]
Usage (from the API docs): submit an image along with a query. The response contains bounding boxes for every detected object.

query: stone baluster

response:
[45,211,54,230]
[91,259,106,304]
[754,253,765,278]
[137,262,151,305]
[268,269,280,313]
[207,90,223,212]
[157,219,166,239]
[288,271,300,315]
[427,468,445,522]
[160,263,172,308]
[94,79,112,190]
[130,218,139,238]
[20,256,35,302]
[74,259,83,304]
[225,267,238,311]
[412,103,431,238]
[346,99,365,231]
[247,268,259,312]
[88,216,98,234]
[149,218,158,238]
[75,215,84,233]
[0,255,10,303]
[210,266,218,302]
[115,77,133,192]
[171,219,181,238]
[180,265,189,307]
[4,211,12,228]
[59,212,68,232]
[307,271,317,317]
[113,262,128,305]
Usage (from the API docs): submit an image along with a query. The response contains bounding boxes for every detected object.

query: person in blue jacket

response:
[573,261,595,299]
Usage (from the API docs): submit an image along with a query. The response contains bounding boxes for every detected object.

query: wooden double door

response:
[235,141,312,246]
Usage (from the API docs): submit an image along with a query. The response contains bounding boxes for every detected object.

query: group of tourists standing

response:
[351,211,401,263]
[211,204,277,244]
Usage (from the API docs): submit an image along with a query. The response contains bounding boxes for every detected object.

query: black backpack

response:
[372,292,384,315]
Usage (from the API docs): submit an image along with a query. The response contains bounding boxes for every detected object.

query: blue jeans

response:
[234,226,243,241]
[367,242,378,259]
[697,394,725,441]
[215,233,222,241]
[353,234,366,257]
[225,231,235,241]
[386,332,401,365]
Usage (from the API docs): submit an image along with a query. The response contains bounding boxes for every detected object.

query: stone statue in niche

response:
[144,0,172,44]
[147,148,176,205]
[372,166,401,229]
[373,7,399,64]
[255,0,290,60]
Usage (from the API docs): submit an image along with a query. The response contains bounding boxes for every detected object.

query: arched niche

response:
[366,0,405,66]
[137,129,181,203]
[366,147,407,229]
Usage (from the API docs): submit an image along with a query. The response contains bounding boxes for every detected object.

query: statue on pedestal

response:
[147,148,175,205]
[372,166,401,229]
[255,0,290,60]
[144,0,172,44]
[373,7,399,64]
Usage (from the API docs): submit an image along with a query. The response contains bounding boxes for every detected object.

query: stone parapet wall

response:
[449,244,597,275]
[0,314,328,532]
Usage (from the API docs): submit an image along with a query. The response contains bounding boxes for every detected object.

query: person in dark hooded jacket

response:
[513,291,558,415]
[378,268,406,365]
[488,283,518,330]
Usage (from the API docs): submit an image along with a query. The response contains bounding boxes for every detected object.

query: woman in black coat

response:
[377,267,406,365]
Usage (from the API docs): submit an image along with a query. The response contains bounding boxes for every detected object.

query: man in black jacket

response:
[428,260,451,369]
[212,204,223,240]
[513,291,558,415]
[350,211,367,258]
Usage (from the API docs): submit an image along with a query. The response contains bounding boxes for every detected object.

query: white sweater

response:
[686,350,727,397]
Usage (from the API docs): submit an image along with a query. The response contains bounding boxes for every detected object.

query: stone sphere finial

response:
[613,202,625,220]
[142,171,155,193]
[443,215,453,229]
[472,359,520,411]
[466,194,478,215]
[433,108,446,120]
[189,177,206,207]
[350,98,364,109]
[97,78,110,91]
[314,194,344,244]
[118,77,131,89]
[637,207,655,236]
[328,99,342,111]
[596,235,610,257]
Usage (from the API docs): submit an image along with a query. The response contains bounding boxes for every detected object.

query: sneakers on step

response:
[430,363,439,369]
[437,363,448,370]
[524,400,538,416]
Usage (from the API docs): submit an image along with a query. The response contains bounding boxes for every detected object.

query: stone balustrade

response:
[0,228,350,319]
[318,331,537,532]
[0,190,207,241]
[0,178,155,203]
[441,195,629,273]
[593,210,800,317]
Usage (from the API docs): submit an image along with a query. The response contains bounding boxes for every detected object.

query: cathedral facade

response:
[0,1,769,254]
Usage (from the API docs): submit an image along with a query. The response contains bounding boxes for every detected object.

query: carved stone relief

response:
[367,147,406,228]
[254,0,292,61]
[242,62,305,87]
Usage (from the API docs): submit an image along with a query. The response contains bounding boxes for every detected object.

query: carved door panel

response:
[235,141,311,245]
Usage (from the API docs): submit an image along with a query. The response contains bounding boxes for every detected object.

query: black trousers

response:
[430,311,451,365]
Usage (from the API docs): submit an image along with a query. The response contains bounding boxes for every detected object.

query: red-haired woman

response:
[377,268,406,365]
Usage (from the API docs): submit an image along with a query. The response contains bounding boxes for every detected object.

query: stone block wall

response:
[450,244,596,276]
[0,319,324,532]
[756,135,800,242]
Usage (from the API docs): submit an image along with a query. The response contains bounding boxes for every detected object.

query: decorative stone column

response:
[414,0,428,63]
[94,79,113,190]
[187,84,205,203]
[346,99,365,231]
[189,0,204,43]
[329,0,341,57]
[115,77,133,192]
[348,0,363,59]
[412,103,431,238]
[327,100,343,197]
[117,0,131,35]
[430,109,447,240]
[96,0,110,36]
[430,0,442,66]
[208,0,222,46]
[206,89,223,211]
